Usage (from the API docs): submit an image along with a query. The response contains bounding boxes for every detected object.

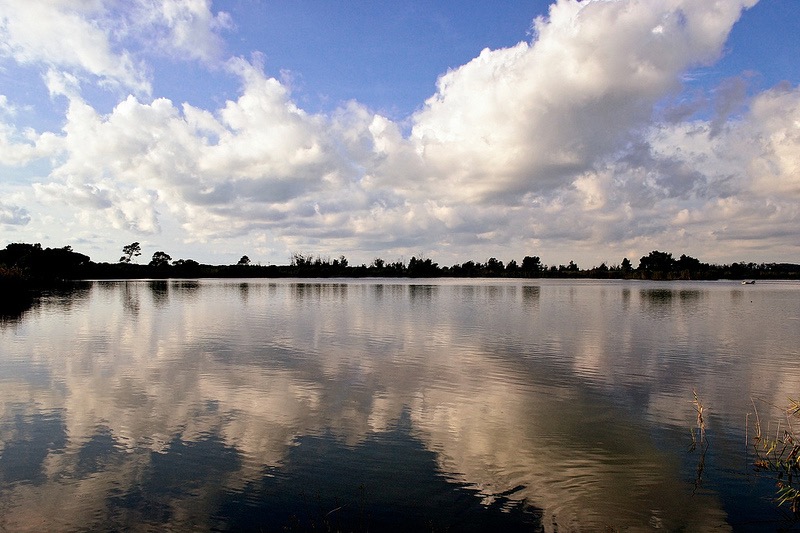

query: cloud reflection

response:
[1,280,799,530]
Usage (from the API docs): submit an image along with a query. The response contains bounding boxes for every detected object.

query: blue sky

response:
[1,0,799,267]
[226,1,553,118]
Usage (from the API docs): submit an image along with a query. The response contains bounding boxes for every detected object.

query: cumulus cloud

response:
[0,123,39,166]
[0,0,231,95]
[0,0,151,94]
[9,0,800,265]
[502,78,800,264]
[409,0,758,203]
[29,58,355,240]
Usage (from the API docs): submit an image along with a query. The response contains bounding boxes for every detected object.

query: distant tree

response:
[237,255,251,266]
[407,256,439,277]
[291,253,312,268]
[461,260,477,272]
[386,260,406,275]
[506,259,519,274]
[120,242,142,263]
[371,258,385,269]
[0,242,88,280]
[172,258,200,276]
[172,259,198,267]
[638,250,674,273]
[521,256,542,276]
[338,255,349,268]
[485,257,504,276]
[676,254,701,272]
[0,243,42,267]
[621,257,633,273]
[149,251,172,268]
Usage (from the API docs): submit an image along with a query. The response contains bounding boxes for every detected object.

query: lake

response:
[1,278,800,531]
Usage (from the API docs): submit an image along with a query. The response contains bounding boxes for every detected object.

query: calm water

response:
[2,278,800,532]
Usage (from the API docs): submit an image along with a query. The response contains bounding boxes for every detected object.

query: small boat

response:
[741,280,755,285]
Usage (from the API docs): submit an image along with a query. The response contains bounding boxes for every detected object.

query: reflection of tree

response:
[45,283,92,311]
[522,285,540,308]
[621,287,631,309]
[171,280,200,300]
[121,281,140,316]
[5,283,92,324]
[639,289,674,319]
[0,289,35,324]
[639,288,704,318]
[292,283,348,301]
[408,284,435,303]
[148,280,169,307]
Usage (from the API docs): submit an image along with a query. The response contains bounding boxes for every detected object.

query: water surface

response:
[1,279,799,531]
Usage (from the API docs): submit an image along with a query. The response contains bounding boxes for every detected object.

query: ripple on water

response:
[1,279,799,531]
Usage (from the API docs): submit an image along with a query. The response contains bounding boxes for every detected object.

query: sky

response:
[1,0,799,268]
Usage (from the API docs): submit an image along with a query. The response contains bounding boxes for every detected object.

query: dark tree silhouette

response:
[4,241,799,282]
[558,261,579,273]
[120,242,142,263]
[676,254,701,271]
[149,251,172,268]
[0,243,89,281]
[638,251,675,273]
[291,253,312,268]
[407,256,438,277]
[521,256,542,276]
[485,257,504,276]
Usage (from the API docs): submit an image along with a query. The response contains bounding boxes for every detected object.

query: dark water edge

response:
[0,280,92,323]
[0,285,34,322]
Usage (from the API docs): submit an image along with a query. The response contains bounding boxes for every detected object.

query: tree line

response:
[2,242,799,285]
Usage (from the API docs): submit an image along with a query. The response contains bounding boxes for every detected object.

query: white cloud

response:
[494,80,800,264]
[409,0,758,203]
[0,0,232,97]
[0,0,151,94]
[133,0,233,63]
[28,59,356,242]
[0,122,39,166]
[0,95,16,115]
[742,85,800,196]
[0,200,30,225]
[10,0,800,266]
[0,91,59,165]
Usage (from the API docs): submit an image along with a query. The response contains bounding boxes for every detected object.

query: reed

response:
[750,397,800,513]
[690,389,708,451]
[689,390,709,494]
